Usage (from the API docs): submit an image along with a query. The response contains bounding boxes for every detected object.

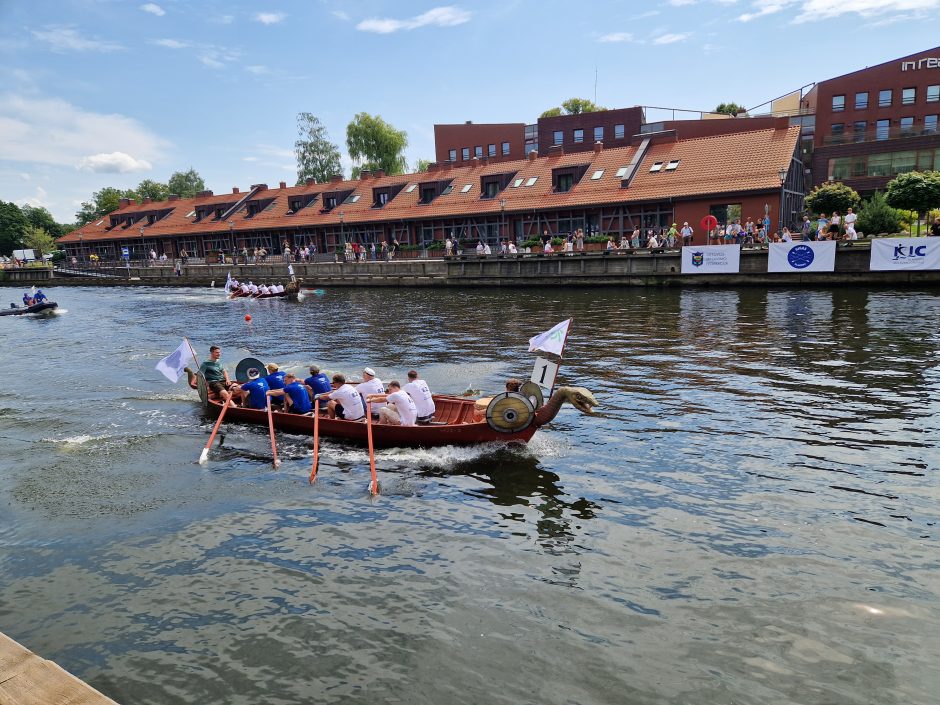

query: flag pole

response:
[184,337,200,369]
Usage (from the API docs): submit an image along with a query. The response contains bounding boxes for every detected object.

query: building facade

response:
[433,122,525,166]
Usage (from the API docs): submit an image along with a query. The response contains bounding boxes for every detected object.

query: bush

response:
[856,192,902,236]
[805,181,861,215]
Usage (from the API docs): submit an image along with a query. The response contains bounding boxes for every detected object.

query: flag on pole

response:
[528,319,571,357]
[156,339,195,383]
[224,272,234,292]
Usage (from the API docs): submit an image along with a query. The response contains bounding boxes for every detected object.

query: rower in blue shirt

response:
[267,373,312,414]
[264,363,287,408]
[304,365,332,397]
[33,290,48,303]
[238,368,270,409]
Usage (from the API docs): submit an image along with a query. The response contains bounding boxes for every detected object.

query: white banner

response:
[870,238,940,271]
[768,241,836,273]
[681,245,740,274]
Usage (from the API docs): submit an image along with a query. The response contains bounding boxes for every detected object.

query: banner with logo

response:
[681,245,740,274]
[768,241,836,273]
[870,238,940,271]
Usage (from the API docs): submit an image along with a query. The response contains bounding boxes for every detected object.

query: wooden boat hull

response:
[204,396,538,448]
[0,302,57,316]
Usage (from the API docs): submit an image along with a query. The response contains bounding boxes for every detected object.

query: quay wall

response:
[3,247,940,288]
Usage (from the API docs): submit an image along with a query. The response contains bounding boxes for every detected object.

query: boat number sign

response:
[531,356,559,391]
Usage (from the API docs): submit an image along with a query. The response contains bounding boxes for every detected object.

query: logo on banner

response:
[787,244,815,269]
[893,244,928,261]
[691,251,704,267]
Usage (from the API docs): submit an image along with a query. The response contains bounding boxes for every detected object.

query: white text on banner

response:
[768,241,836,273]
[681,245,741,274]
[870,238,940,271]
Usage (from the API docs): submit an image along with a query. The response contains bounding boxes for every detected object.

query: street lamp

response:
[499,198,506,243]
[777,166,787,234]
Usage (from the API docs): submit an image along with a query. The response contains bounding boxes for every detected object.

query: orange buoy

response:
[245,314,252,322]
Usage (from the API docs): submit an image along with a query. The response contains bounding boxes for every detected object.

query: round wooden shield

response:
[519,381,544,409]
[196,373,208,407]
[485,392,535,433]
[235,357,266,383]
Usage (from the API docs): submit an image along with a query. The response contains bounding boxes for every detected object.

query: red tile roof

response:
[59,126,799,243]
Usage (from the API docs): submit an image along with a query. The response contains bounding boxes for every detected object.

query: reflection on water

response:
[0,285,938,705]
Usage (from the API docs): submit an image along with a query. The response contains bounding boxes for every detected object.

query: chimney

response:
[359,169,372,180]
[168,194,179,201]
[232,187,240,194]
[118,198,131,208]
[330,174,343,183]
[426,162,440,173]
[305,177,318,186]
[373,169,385,178]
[143,197,153,204]
[594,140,603,154]
[196,190,214,198]
[548,145,564,157]
[249,184,268,191]
[528,150,538,161]
[279,181,287,189]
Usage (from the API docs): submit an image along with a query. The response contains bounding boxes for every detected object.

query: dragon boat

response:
[227,281,300,301]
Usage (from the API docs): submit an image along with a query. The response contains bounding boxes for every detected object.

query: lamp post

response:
[139,225,145,265]
[777,166,787,235]
[499,198,506,244]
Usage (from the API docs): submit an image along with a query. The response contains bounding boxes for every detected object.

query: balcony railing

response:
[822,125,938,147]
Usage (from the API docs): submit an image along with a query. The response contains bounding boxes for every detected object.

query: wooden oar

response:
[199,398,231,464]
[365,401,378,495]
[267,397,280,468]
[309,398,320,484]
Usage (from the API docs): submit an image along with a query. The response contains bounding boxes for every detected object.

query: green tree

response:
[805,181,861,216]
[75,186,126,226]
[346,112,408,179]
[20,204,65,239]
[885,170,940,235]
[167,168,206,198]
[0,200,28,255]
[540,98,605,118]
[713,102,747,116]
[856,191,902,236]
[23,225,57,259]
[414,158,432,172]
[135,179,170,202]
[295,112,343,185]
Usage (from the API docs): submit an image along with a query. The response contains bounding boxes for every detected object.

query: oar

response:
[309,398,320,484]
[199,399,231,464]
[365,401,378,495]
[267,397,281,468]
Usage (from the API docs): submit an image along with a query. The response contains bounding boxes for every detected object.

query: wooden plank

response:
[0,632,120,705]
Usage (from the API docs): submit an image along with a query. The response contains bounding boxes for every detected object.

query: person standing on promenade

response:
[680,222,693,247]
[576,228,585,251]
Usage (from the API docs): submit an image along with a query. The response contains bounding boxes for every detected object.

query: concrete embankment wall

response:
[3,247,940,288]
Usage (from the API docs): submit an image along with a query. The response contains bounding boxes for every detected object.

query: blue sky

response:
[1,0,939,223]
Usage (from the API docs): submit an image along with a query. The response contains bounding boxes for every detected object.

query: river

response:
[1,285,938,705]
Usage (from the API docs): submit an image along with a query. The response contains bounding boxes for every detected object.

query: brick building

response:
[59,126,803,259]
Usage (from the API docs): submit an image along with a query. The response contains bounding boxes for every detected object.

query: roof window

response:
[344,194,360,203]
[615,167,628,178]
[590,170,604,180]
[94,219,105,226]
[512,178,523,188]
[665,160,680,171]
[405,183,417,193]
[525,177,538,187]
[460,184,472,193]
[649,162,664,173]
[185,210,195,218]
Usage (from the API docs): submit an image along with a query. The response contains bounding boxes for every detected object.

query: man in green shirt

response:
[199,345,232,402]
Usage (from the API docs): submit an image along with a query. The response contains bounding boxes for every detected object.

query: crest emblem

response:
[691,251,704,267]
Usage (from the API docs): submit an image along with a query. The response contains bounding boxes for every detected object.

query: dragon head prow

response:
[555,386,599,414]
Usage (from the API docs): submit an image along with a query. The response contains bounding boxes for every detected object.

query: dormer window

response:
[483,181,499,198]
[325,196,337,209]
[214,207,224,219]
[551,164,589,192]
[556,174,574,192]
[372,183,404,208]
[420,186,437,204]
[376,192,389,206]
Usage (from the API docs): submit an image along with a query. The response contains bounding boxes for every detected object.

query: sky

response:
[1,0,939,224]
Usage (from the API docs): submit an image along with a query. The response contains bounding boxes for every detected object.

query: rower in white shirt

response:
[367,381,417,426]
[404,369,435,423]
[356,367,384,412]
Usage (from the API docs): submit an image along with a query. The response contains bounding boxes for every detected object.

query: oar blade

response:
[199,447,209,464]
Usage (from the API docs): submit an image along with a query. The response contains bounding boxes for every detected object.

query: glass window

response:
[832,94,845,111]
[525,176,538,187]
[831,123,844,143]
[868,153,892,176]
[448,149,456,161]
[405,183,417,193]
[892,151,916,173]
[928,85,940,102]
[851,156,867,178]
[556,174,573,192]
[615,124,625,139]
[900,117,914,136]
[590,169,604,180]
[594,126,604,142]
[925,115,938,134]
[488,144,496,157]
[649,162,664,172]
[853,121,866,142]
[829,157,850,180]
[501,141,510,156]
[512,178,523,188]
[615,166,628,177]
[917,148,936,170]
[902,87,916,105]
[876,119,890,140]
[460,184,472,193]
[553,131,563,146]
[879,89,892,107]
[474,146,483,158]
[573,129,584,143]
[665,160,680,171]
[855,92,868,109]
[462,147,470,160]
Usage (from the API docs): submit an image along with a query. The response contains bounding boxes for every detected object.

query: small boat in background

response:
[0,301,58,317]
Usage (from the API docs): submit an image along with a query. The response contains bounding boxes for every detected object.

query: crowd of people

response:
[227,278,290,297]
[189,346,437,427]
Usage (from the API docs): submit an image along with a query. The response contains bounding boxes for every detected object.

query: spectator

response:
[844,208,858,234]
[930,216,940,237]
[631,228,640,249]
[680,222,693,247]
[801,216,812,241]
[576,228,584,251]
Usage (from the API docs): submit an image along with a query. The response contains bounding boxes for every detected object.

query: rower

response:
[239,282,250,294]
[33,290,48,304]
[404,370,436,423]
[367,380,417,426]
[505,378,522,393]
[248,281,259,294]
[356,367,384,414]
[304,365,332,397]
[259,284,270,295]
[238,368,269,409]
[327,373,366,420]
[266,373,313,414]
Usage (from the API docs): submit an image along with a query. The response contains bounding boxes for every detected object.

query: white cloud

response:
[78,152,152,173]
[140,3,165,16]
[0,93,168,170]
[20,173,30,181]
[599,32,635,42]
[668,0,697,5]
[735,0,940,22]
[246,65,270,75]
[653,32,691,44]
[151,38,189,49]
[210,14,234,24]
[356,6,471,33]
[332,10,350,20]
[255,12,286,25]
[31,26,123,53]
[18,186,49,208]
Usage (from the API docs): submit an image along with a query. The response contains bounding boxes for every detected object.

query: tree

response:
[0,200,28,255]
[805,181,860,216]
[856,191,902,236]
[885,170,940,236]
[713,102,746,116]
[23,225,57,259]
[540,98,605,118]
[75,186,126,226]
[295,112,343,185]
[414,158,432,173]
[167,168,206,198]
[346,112,408,179]
[21,205,65,239]
[135,179,170,202]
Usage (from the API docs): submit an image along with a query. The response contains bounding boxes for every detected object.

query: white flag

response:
[528,319,571,357]
[224,272,233,292]
[156,339,195,383]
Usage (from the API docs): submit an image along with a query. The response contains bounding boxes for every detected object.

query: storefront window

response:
[868,153,891,177]
[829,157,850,180]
